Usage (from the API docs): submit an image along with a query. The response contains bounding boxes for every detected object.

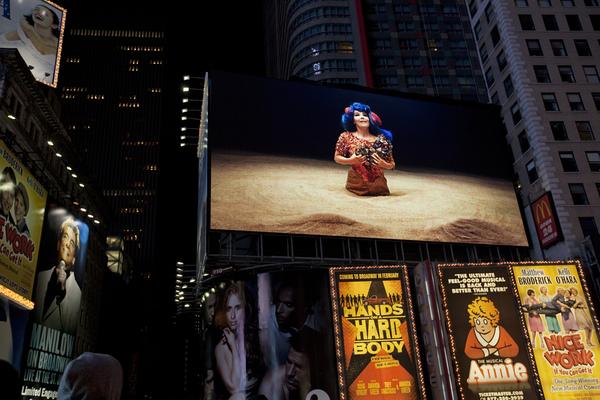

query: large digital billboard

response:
[0,0,66,87]
[0,139,47,307]
[209,72,527,247]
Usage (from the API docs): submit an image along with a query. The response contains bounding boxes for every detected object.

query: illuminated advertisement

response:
[209,72,527,247]
[512,262,600,400]
[21,208,89,399]
[531,192,562,249]
[0,0,66,87]
[200,270,338,400]
[437,264,541,400]
[0,139,47,307]
[329,266,425,400]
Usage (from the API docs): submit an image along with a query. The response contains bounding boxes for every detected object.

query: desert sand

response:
[210,152,528,246]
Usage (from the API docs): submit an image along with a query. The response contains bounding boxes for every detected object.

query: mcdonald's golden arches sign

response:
[531,192,562,248]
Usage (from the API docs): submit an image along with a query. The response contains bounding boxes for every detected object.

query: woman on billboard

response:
[334,103,395,196]
[0,2,60,84]
[214,282,258,399]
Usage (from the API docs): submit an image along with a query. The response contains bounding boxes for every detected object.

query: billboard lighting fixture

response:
[47,140,54,146]
[80,207,87,212]
[87,214,93,219]
[180,136,185,140]
[66,166,72,171]
[55,153,63,158]
[180,127,187,131]
[71,173,78,178]
[203,273,209,277]
[176,273,183,278]
[183,75,190,81]
[182,285,188,289]
[73,201,79,206]
[79,183,85,188]
[181,116,187,121]
[182,108,188,113]
[176,267,182,272]
[184,304,190,308]
[7,114,16,120]
[93,220,100,224]
[179,143,186,147]
[182,86,190,93]
[210,288,215,293]
[189,278,196,283]
[182,98,189,103]
[176,279,182,283]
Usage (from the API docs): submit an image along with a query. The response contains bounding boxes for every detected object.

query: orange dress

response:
[335,132,394,196]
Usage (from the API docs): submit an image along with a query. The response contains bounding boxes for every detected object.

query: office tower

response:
[264,0,488,101]
[58,27,164,272]
[467,0,600,259]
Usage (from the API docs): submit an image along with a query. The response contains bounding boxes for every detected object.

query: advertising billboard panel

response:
[512,262,600,400]
[209,72,527,247]
[329,266,425,400]
[531,192,562,249]
[0,139,47,307]
[200,270,338,400]
[21,209,89,399]
[437,264,541,400]
[0,0,66,87]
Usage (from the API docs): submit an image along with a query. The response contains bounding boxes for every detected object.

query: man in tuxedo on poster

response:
[34,217,81,334]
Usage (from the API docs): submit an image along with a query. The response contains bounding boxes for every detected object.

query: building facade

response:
[0,47,117,376]
[264,0,488,101]
[468,0,600,259]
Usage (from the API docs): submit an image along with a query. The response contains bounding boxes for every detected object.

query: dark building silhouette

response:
[264,0,488,101]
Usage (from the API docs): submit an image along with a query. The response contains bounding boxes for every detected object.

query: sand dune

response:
[210,152,528,246]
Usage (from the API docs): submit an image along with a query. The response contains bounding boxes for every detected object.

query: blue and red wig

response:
[340,102,392,142]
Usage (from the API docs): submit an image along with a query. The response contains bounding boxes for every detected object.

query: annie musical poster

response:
[330,266,425,400]
[437,264,541,400]
[512,262,600,400]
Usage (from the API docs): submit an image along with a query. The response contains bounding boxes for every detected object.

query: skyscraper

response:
[58,27,164,271]
[467,0,600,259]
[264,0,488,101]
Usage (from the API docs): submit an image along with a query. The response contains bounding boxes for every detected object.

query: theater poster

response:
[437,264,541,400]
[330,266,425,400]
[0,139,47,307]
[512,262,600,400]
[21,208,89,399]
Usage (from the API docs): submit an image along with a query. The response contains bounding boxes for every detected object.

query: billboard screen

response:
[329,266,425,400]
[437,264,541,400]
[200,270,338,400]
[0,139,47,307]
[209,72,527,247]
[512,262,600,400]
[22,209,89,398]
[0,0,66,87]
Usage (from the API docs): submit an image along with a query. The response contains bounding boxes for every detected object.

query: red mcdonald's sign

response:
[531,192,562,248]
